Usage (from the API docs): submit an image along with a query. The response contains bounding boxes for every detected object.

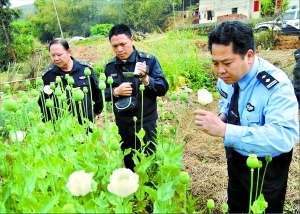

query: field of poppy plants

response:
[0,31,299,213]
[0,78,276,213]
[0,76,217,213]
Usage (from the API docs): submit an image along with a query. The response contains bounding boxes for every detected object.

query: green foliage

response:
[137,30,217,92]
[10,21,37,62]
[90,24,114,37]
[254,30,279,50]
[260,0,275,17]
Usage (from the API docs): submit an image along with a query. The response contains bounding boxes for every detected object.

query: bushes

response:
[90,24,114,37]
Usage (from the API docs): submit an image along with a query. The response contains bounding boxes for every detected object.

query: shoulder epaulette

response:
[137,51,152,59]
[79,61,93,68]
[256,71,279,90]
[106,57,115,65]
[41,65,54,76]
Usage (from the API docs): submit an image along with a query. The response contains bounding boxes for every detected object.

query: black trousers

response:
[227,149,293,213]
[117,120,156,171]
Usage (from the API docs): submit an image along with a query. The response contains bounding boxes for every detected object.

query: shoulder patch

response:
[106,57,115,65]
[256,71,279,90]
[137,51,152,59]
[42,65,54,76]
[79,61,93,68]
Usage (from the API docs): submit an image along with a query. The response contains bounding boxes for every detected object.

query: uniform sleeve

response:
[224,82,299,156]
[144,56,169,96]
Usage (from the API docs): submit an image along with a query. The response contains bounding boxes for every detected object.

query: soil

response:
[72,35,300,212]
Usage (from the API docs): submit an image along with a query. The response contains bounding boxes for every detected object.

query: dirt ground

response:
[73,35,300,212]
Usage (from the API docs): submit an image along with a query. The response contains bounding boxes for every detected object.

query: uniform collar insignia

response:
[79,76,86,80]
[220,89,228,99]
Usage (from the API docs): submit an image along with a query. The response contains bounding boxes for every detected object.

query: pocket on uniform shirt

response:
[242,112,260,126]
[76,79,89,88]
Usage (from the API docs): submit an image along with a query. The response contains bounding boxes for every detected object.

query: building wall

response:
[198,0,260,23]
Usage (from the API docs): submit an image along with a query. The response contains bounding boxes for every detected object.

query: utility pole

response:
[52,0,64,38]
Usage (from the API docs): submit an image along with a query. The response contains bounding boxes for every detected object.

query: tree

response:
[0,0,22,63]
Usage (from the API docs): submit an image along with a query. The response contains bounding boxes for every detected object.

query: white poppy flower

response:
[10,131,26,142]
[66,170,94,196]
[107,168,139,198]
[197,89,213,105]
[43,85,53,95]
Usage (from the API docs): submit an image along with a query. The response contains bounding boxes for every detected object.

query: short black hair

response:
[108,24,132,41]
[208,21,255,58]
[49,38,69,51]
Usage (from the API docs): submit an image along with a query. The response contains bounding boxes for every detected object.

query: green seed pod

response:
[72,88,84,101]
[54,87,62,96]
[65,74,70,79]
[3,97,17,112]
[83,87,88,94]
[171,93,178,101]
[99,73,106,81]
[5,124,12,131]
[168,125,176,134]
[133,116,137,122]
[257,160,263,169]
[31,89,39,97]
[206,199,215,210]
[158,100,163,107]
[56,76,62,83]
[246,154,259,169]
[139,84,145,91]
[25,81,31,88]
[45,99,54,108]
[265,155,272,163]
[60,94,67,101]
[84,68,91,76]
[107,76,113,85]
[3,83,11,91]
[180,92,188,101]
[36,78,43,86]
[21,95,29,104]
[37,123,46,133]
[98,82,106,90]
[27,112,35,121]
[65,85,71,91]
[179,171,190,184]
[50,82,55,90]
[67,77,74,85]
[222,203,229,213]
[110,140,120,151]
[16,110,22,116]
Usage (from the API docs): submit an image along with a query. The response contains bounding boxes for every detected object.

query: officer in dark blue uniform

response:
[38,38,103,124]
[104,24,169,171]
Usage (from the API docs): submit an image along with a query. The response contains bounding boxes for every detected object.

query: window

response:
[254,1,259,12]
[232,8,237,14]
[283,11,295,20]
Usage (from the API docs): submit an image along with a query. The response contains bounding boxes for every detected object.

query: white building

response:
[197,0,298,24]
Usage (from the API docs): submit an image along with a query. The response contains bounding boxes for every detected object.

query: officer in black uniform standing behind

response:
[38,38,103,124]
[104,24,169,171]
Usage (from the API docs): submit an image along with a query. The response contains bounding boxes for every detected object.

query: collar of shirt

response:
[237,56,259,91]
[115,48,137,65]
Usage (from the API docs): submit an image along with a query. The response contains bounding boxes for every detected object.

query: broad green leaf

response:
[157,182,175,201]
[37,194,59,213]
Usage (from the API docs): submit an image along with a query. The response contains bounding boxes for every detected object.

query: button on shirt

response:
[218,56,299,157]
